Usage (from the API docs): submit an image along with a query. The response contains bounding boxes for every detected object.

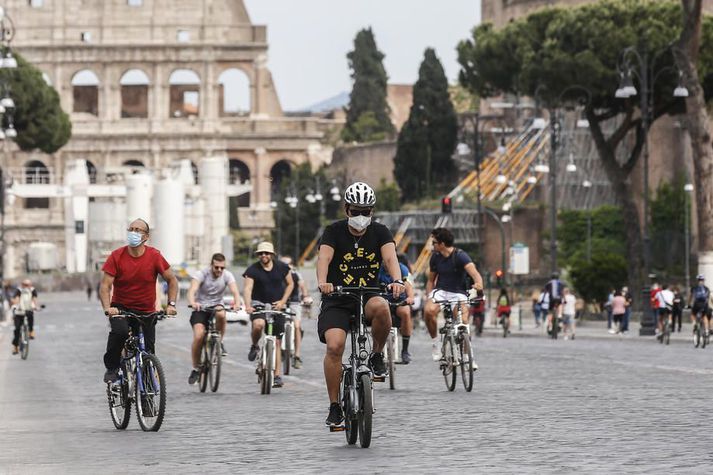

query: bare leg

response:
[424,300,440,339]
[366,297,391,352]
[324,328,347,403]
[251,319,265,345]
[191,323,206,368]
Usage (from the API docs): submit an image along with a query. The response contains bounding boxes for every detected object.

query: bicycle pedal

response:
[329,425,346,432]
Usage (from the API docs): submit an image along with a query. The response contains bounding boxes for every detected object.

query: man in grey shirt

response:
[187,253,241,385]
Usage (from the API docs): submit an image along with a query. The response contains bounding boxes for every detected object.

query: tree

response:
[457,0,704,297]
[375,179,400,211]
[341,28,394,143]
[394,48,458,200]
[0,54,71,154]
[570,253,628,305]
[675,0,713,279]
[650,178,689,279]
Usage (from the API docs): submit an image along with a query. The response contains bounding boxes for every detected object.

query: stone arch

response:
[24,160,50,209]
[120,69,150,118]
[86,160,97,184]
[218,68,251,116]
[169,69,201,118]
[71,69,100,116]
[229,158,251,207]
[122,159,145,174]
[269,159,292,199]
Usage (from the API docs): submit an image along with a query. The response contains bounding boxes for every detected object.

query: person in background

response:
[621,286,633,334]
[538,289,550,331]
[671,285,684,333]
[279,256,310,369]
[496,287,511,333]
[610,290,626,335]
[604,288,614,330]
[561,287,576,340]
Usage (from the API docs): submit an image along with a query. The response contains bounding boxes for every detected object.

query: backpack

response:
[19,288,33,312]
[694,285,709,304]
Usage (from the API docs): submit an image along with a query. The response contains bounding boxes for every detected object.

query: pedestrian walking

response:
[672,285,683,332]
[538,289,550,331]
[561,287,576,340]
[532,290,542,327]
[610,290,626,334]
[621,286,633,334]
[86,283,93,301]
[604,288,614,330]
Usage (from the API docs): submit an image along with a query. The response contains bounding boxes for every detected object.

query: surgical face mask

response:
[348,215,371,231]
[127,231,144,248]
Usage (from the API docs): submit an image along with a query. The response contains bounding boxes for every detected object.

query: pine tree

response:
[341,28,394,143]
[394,48,457,200]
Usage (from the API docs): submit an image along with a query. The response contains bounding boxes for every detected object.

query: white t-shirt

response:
[193,268,236,306]
[657,289,674,309]
[562,294,576,316]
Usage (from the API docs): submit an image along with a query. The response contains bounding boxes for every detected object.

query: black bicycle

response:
[692,310,709,349]
[189,305,223,393]
[106,311,170,431]
[658,310,672,346]
[433,297,477,392]
[327,286,392,448]
[13,305,44,360]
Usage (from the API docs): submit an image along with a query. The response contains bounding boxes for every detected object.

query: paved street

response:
[1,291,711,474]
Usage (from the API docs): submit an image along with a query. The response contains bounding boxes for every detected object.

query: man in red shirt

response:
[99,218,178,383]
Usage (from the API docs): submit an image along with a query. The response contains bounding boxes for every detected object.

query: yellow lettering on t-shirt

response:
[339,263,348,272]
[370,262,380,269]
[344,253,354,262]
[366,252,376,261]
[344,274,354,284]
[356,247,364,257]
[359,277,368,287]
[368,271,375,280]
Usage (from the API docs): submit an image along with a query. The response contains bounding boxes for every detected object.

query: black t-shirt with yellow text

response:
[320,219,394,288]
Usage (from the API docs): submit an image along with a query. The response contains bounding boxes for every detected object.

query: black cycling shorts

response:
[692,303,709,318]
[317,295,382,344]
[190,310,214,327]
[250,312,285,337]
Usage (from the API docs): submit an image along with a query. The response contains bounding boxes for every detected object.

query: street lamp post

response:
[615,45,689,335]
[549,109,560,274]
[284,186,299,262]
[684,182,694,296]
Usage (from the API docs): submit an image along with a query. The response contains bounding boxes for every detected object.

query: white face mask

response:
[348,215,371,231]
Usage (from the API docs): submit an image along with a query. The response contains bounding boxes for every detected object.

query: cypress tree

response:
[341,28,394,143]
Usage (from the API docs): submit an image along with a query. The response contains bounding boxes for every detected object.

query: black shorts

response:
[550,298,562,309]
[190,310,214,327]
[318,295,382,344]
[692,303,709,317]
[250,312,285,337]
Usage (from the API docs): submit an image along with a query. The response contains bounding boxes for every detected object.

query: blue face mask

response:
[127,231,144,248]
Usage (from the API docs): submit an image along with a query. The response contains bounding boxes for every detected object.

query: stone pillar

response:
[204,62,217,120]
[152,63,166,122]
[253,147,268,206]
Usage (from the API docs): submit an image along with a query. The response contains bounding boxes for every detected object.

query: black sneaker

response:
[248,344,259,361]
[369,352,387,377]
[221,343,228,356]
[103,369,119,384]
[188,369,200,385]
[325,402,344,427]
[273,375,283,388]
[401,350,411,364]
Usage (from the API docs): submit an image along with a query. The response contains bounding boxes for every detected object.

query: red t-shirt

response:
[102,246,170,312]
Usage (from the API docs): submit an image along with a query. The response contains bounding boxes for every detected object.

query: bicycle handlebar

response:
[105,310,169,320]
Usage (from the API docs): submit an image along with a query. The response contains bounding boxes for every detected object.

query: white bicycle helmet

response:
[344,182,376,207]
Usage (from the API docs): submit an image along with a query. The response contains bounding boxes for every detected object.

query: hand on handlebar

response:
[246,304,255,314]
[388,282,405,299]
[272,300,287,311]
[166,305,177,316]
[405,296,414,305]
[105,307,120,317]
[191,302,202,312]
[318,283,334,294]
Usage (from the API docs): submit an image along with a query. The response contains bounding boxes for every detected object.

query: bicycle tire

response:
[283,325,292,376]
[20,323,29,360]
[107,377,131,430]
[552,316,559,340]
[665,321,671,345]
[502,318,508,338]
[209,335,221,392]
[358,373,373,448]
[264,339,274,395]
[135,354,167,432]
[703,328,708,349]
[442,336,456,391]
[694,323,701,348]
[342,371,358,445]
[199,340,209,393]
[460,335,474,392]
[387,333,396,390]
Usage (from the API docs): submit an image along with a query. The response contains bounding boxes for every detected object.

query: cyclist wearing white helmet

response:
[316,181,404,427]
[688,274,711,335]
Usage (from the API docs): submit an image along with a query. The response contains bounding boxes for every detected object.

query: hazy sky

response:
[244,1,481,111]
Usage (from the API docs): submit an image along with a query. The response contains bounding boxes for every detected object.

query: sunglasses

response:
[257,252,272,256]
[348,208,373,217]
[213,266,225,271]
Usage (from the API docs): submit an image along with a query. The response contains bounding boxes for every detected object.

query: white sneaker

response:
[608,329,616,334]
[431,342,441,361]
[473,362,479,371]
[564,335,569,340]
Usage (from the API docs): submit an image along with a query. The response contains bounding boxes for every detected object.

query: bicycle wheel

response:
[263,339,274,395]
[694,323,701,348]
[664,321,671,346]
[20,323,29,360]
[387,332,396,390]
[552,316,559,340]
[107,377,131,430]
[358,373,373,448]
[198,340,209,393]
[441,336,456,392]
[135,354,167,432]
[702,327,708,349]
[502,318,508,338]
[283,324,292,376]
[460,335,474,392]
[209,335,222,392]
[342,370,358,445]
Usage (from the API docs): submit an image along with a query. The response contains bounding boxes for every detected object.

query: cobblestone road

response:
[1,292,711,474]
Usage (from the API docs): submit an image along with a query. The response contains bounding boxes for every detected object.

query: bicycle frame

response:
[114,314,162,405]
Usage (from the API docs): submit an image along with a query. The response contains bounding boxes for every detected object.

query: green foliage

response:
[0,54,71,153]
[394,48,458,200]
[570,252,628,304]
[272,164,331,260]
[650,177,690,278]
[558,205,626,266]
[375,179,401,211]
[342,28,394,143]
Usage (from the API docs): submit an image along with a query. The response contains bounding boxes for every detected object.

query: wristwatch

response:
[394,280,404,285]
[168,301,176,307]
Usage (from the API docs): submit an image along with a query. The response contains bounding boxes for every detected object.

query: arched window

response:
[218,68,251,116]
[120,69,150,118]
[269,160,292,199]
[86,160,97,184]
[229,159,250,207]
[122,160,145,174]
[71,69,100,116]
[169,69,201,118]
[24,160,50,209]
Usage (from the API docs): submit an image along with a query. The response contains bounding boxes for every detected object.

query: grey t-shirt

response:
[193,268,236,306]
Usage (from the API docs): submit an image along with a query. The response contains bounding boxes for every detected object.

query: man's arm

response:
[161,268,179,315]
[426,271,436,295]
[243,276,255,313]
[405,280,415,305]
[228,281,241,310]
[275,272,294,310]
[298,277,309,302]
[99,273,116,315]
[187,279,200,308]
[464,262,484,290]
[380,242,404,298]
[316,244,335,294]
